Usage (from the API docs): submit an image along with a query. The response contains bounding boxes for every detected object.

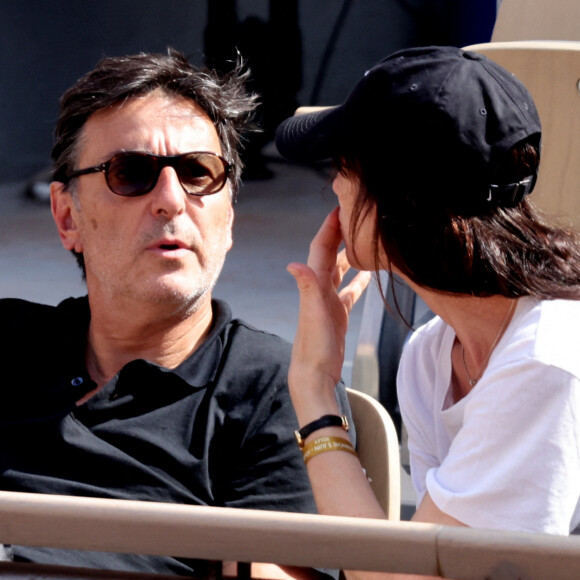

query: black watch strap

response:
[294,414,349,448]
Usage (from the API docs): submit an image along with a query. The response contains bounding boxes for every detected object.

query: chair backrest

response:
[492,0,580,42]
[463,40,580,228]
[351,272,390,401]
[346,387,401,520]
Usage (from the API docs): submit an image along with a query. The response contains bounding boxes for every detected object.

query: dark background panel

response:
[0,0,496,184]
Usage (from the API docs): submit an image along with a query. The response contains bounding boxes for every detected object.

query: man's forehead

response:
[93,90,212,125]
[78,90,222,158]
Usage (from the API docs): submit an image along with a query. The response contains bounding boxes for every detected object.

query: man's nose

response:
[150,166,187,217]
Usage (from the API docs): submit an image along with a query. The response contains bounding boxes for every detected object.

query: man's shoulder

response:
[228,318,292,355]
[0,296,88,330]
[0,298,90,352]
[209,301,293,397]
[213,299,292,361]
[1,297,53,318]
[222,318,293,384]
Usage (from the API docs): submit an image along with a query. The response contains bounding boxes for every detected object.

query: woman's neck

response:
[411,284,518,402]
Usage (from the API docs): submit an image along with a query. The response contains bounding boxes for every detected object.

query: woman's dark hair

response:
[52,48,258,199]
[341,138,580,300]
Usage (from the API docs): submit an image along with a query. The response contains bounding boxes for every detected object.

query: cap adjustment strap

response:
[488,173,537,206]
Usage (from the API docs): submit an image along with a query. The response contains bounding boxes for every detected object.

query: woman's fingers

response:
[339,270,372,312]
[305,210,360,297]
[287,261,344,381]
[306,208,343,275]
[332,249,352,289]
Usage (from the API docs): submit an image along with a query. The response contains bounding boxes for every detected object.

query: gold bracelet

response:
[301,436,357,464]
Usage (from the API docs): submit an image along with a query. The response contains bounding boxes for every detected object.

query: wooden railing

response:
[0,491,579,579]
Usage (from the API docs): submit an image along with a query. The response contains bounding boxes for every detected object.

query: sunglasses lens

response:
[107,154,157,196]
[104,152,228,197]
[178,154,227,194]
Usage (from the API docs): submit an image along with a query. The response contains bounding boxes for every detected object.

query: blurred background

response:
[0,0,497,184]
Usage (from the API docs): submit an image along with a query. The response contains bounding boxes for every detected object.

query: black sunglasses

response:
[66,151,232,197]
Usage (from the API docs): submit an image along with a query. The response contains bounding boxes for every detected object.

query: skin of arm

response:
[412,492,466,527]
[286,209,463,579]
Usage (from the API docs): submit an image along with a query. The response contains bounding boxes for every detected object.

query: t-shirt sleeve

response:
[427,359,580,534]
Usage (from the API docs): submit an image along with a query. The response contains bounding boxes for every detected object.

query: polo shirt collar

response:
[170,299,233,388]
[61,296,233,392]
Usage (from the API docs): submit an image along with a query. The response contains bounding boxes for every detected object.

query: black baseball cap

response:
[275,46,541,207]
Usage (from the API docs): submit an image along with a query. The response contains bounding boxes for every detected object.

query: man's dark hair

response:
[53,48,258,198]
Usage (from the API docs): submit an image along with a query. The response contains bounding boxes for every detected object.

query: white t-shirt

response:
[397,296,580,534]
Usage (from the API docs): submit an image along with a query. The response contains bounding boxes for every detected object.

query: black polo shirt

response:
[0,296,350,575]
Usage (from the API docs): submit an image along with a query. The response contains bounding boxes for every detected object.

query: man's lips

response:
[147,238,191,257]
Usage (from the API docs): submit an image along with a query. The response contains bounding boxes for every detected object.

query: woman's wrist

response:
[294,414,350,448]
[289,366,338,391]
[289,385,341,426]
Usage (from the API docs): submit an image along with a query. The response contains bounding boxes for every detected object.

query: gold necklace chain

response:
[460,300,516,387]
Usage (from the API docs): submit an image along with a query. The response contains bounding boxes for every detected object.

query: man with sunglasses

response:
[0,49,348,578]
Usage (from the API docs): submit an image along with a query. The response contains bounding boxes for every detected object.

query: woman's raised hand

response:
[287,208,371,418]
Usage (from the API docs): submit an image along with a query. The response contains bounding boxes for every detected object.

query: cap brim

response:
[275,105,343,163]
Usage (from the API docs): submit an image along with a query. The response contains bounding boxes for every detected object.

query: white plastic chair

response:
[346,387,401,520]
[492,0,580,42]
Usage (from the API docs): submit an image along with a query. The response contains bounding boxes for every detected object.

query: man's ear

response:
[50,182,83,253]
[225,205,234,252]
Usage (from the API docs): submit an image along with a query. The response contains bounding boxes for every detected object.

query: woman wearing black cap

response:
[276,46,580,542]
